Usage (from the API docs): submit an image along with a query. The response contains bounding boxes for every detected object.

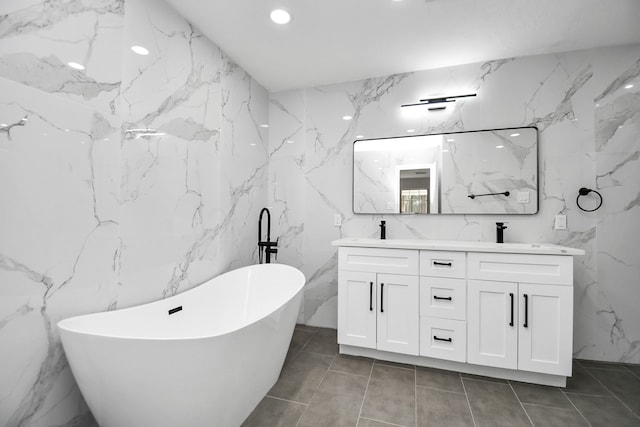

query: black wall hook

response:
[577,187,603,212]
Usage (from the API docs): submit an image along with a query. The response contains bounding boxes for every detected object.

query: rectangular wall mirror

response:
[353,127,538,215]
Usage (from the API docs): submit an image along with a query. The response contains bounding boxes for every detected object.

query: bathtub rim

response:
[57,263,305,341]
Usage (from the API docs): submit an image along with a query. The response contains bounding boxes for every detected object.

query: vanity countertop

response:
[331,238,585,256]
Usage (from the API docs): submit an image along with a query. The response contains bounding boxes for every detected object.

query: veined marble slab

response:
[332,238,585,256]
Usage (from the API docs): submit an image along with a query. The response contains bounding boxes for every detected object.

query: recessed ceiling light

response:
[624,84,634,89]
[342,115,352,121]
[406,129,415,133]
[510,133,520,137]
[270,9,291,24]
[260,124,269,128]
[131,45,149,55]
[68,62,85,70]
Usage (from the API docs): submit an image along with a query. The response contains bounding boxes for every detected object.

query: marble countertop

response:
[331,238,585,256]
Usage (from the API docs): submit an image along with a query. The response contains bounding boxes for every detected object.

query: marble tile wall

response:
[0,0,268,425]
[269,46,640,364]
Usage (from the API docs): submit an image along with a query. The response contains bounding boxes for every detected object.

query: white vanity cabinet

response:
[337,247,419,355]
[467,253,574,376]
[333,239,584,387]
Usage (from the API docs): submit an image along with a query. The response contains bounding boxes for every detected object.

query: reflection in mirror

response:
[353,127,538,215]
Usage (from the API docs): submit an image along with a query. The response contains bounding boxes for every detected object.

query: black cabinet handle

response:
[380,283,384,313]
[433,336,452,342]
[369,282,373,311]
[509,293,514,327]
[433,295,452,301]
[523,294,529,328]
[433,261,452,267]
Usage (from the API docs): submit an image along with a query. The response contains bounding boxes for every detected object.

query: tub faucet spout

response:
[258,208,278,263]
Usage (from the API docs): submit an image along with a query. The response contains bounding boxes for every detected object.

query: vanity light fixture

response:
[406,129,415,133]
[131,45,149,55]
[68,62,85,70]
[270,9,291,24]
[342,115,353,121]
[510,133,520,137]
[259,124,269,128]
[624,84,634,89]
[0,123,7,127]
[401,93,476,110]
[496,145,504,149]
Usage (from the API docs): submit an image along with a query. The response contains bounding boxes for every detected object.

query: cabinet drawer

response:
[339,247,418,275]
[420,277,466,320]
[467,253,573,285]
[420,317,466,362]
[419,251,466,278]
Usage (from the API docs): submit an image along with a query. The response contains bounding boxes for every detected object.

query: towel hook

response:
[576,187,603,212]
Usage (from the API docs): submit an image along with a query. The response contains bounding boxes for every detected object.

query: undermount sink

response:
[332,238,584,256]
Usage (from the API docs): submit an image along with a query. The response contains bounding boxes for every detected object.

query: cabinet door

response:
[338,271,377,349]
[467,280,518,369]
[376,274,419,355]
[518,283,573,375]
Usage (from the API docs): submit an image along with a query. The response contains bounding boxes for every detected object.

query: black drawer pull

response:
[380,283,384,313]
[509,293,514,327]
[168,306,182,315]
[433,336,452,342]
[523,294,529,328]
[369,282,373,311]
[433,261,452,267]
[433,295,452,301]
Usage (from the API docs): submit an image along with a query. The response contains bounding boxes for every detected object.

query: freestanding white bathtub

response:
[58,263,305,427]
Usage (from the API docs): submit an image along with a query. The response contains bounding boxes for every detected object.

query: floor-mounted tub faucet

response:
[258,207,278,263]
[496,222,508,243]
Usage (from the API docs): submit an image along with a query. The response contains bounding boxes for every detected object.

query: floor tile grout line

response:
[560,389,593,427]
[263,395,309,406]
[414,368,418,427]
[415,384,466,395]
[355,360,375,427]
[298,330,319,352]
[373,359,416,372]
[294,353,337,427]
[579,361,638,416]
[328,367,371,378]
[359,416,407,427]
[460,374,478,427]
[508,381,535,426]
[624,366,640,380]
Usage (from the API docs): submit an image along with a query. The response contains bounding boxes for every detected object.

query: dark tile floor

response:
[242,325,640,427]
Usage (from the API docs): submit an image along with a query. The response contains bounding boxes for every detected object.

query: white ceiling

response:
[165,0,640,93]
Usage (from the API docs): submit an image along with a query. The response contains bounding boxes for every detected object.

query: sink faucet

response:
[258,208,278,263]
[496,222,507,244]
